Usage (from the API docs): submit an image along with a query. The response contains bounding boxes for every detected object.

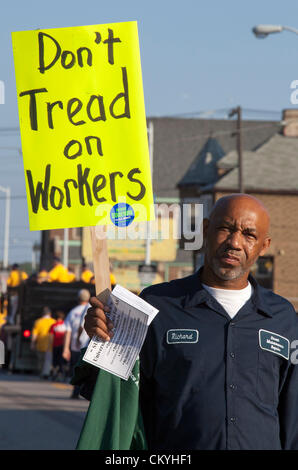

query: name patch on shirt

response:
[167,329,199,344]
[259,329,289,360]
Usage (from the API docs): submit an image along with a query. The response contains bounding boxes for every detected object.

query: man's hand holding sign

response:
[85,297,113,342]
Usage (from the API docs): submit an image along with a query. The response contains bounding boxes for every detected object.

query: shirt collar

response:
[248,274,273,317]
[184,267,273,318]
[183,268,210,308]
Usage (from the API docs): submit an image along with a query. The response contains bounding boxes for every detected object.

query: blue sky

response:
[0,0,298,263]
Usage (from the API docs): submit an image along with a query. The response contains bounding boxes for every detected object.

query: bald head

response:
[202,194,271,288]
[210,194,270,237]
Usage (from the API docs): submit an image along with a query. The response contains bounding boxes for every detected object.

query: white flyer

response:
[82,284,159,380]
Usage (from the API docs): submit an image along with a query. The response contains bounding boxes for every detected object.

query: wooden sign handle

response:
[89,225,111,296]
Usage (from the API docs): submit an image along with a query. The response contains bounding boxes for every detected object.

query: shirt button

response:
[229,383,236,390]
[230,322,236,327]
[230,352,235,358]
[230,417,236,424]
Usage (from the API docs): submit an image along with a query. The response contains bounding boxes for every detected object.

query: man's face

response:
[204,200,271,282]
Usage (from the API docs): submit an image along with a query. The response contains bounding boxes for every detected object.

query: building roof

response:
[214,133,298,192]
[149,117,281,199]
[178,137,225,187]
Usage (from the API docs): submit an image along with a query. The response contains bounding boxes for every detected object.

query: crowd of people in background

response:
[2,257,105,287]
[0,257,116,398]
[35,257,116,286]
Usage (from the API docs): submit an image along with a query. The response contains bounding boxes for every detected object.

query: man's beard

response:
[210,257,247,281]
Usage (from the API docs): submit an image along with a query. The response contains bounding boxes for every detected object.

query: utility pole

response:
[138,121,156,289]
[145,121,154,265]
[229,106,244,193]
[3,187,10,269]
[63,228,69,268]
[0,186,10,269]
[40,230,51,270]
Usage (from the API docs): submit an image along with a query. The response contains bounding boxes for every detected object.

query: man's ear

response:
[259,237,271,256]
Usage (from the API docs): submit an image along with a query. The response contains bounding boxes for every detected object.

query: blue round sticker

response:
[110,203,135,227]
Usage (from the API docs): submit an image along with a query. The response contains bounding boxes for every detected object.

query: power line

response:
[159,107,282,120]
[0,147,21,152]
[171,121,281,144]
[0,195,26,200]
[243,108,281,115]
[0,127,19,132]
[163,108,231,118]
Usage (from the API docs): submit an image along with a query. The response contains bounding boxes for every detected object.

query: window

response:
[250,256,274,290]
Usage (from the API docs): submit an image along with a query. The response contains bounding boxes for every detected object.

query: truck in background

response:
[1,280,95,372]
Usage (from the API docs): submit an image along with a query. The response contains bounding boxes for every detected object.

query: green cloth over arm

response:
[73,351,147,450]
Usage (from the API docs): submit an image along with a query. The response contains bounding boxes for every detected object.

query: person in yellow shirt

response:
[6,263,28,325]
[37,268,49,283]
[110,272,116,287]
[67,268,76,282]
[0,296,6,329]
[31,306,56,378]
[47,257,70,283]
[89,273,116,289]
[7,263,28,287]
[82,261,116,288]
[80,264,94,284]
[110,262,116,288]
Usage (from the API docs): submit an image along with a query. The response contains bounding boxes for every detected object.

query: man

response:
[67,267,76,282]
[47,257,70,283]
[49,310,67,381]
[80,264,94,284]
[37,266,48,283]
[6,263,28,324]
[31,306,56,379]
[7,263,28,287]
[83,194,298,450]
[63,289,91,398]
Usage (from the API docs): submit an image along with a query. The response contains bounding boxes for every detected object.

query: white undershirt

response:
[202,282,253,319]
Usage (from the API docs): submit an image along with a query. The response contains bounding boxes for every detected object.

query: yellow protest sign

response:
[12,22,154,231]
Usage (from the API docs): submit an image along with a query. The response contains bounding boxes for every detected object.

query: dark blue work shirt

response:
[139,270,298,450]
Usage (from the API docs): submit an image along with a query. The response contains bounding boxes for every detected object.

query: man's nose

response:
[226,231,242,249]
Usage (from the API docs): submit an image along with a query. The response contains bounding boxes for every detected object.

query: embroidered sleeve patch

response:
[167,329,199,344]
[259,329,289,360]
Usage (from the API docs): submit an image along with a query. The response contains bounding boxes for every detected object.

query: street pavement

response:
[0,369,89,450]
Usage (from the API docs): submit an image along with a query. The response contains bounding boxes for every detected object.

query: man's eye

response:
[244,232,256,239]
